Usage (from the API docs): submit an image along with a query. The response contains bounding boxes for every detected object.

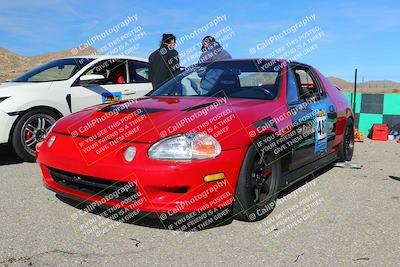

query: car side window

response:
[286,66,300,105]
[309,68,325,96]
[27,64,77,82]
[128,60,150,83]
[82,59,128,85]
[293,66,324,101]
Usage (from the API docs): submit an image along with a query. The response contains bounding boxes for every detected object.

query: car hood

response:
[53,96,284,149]
[0,82,51,96]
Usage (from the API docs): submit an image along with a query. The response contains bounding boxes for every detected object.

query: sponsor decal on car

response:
[102,91,122,103]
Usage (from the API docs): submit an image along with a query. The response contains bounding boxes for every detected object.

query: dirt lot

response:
[0,139,399,266]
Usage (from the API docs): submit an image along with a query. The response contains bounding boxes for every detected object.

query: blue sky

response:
[0,0,399,81]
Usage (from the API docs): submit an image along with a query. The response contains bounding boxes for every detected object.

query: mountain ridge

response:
[327,76,400,93]
[0,46,99,82]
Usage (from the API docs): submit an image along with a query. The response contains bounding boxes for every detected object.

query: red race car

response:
[37,59,354,226]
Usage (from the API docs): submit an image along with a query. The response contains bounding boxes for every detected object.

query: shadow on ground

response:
[56,194,233,231]
[389,175,400,182]
[0,144,23,166]
[279,164,334,198]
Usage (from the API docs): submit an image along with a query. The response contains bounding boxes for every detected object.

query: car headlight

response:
[148,133,221,160]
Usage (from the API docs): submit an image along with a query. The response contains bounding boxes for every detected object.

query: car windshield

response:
[148,60,284,100]
[13,58,95,82]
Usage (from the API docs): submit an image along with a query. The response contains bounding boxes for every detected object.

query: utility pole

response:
[353,69,357,114]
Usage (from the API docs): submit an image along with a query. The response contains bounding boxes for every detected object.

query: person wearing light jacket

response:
[198,36,232,64]
[198,36,232,91]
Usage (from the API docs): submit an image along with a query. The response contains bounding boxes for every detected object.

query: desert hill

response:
[0,46,99,82]
[327,76,400,93]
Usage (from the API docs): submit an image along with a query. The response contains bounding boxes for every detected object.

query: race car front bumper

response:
[0,109,18,144]
[37,132,247,222]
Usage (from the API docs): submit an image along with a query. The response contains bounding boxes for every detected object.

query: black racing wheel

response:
[338,118,355,162]
[233,136,281,221]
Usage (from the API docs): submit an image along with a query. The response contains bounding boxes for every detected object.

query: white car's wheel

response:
[12,109,59,162]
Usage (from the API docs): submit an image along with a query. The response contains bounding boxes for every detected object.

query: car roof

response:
[209,58,307,66]
[60,57,305,66]
[61,54,148,62]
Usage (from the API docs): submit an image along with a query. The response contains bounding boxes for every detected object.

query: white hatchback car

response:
[0,55,153,161]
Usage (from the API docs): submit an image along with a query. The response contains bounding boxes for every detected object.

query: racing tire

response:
[337,118,355,162]
[12,109,59,162]
[233,138,281,222]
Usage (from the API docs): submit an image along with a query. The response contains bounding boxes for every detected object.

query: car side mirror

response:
[79,74,105,86]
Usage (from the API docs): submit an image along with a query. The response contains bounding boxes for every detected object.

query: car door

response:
[70,58,135,112]
[288,64,337,171]
[309,67,337,157]
[125,60,153,98]
[295,66,337,165]
[286,66,316,171]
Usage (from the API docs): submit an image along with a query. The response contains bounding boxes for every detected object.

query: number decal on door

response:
[314,108,328,153]
[317,113,327,140]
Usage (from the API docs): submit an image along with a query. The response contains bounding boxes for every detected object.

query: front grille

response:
[48,167,138,202]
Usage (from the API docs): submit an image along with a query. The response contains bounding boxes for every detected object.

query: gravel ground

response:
[0,139,399,267]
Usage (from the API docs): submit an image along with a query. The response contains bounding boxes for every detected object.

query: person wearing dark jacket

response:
[148,33,180,89]
[198,36,232,64]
